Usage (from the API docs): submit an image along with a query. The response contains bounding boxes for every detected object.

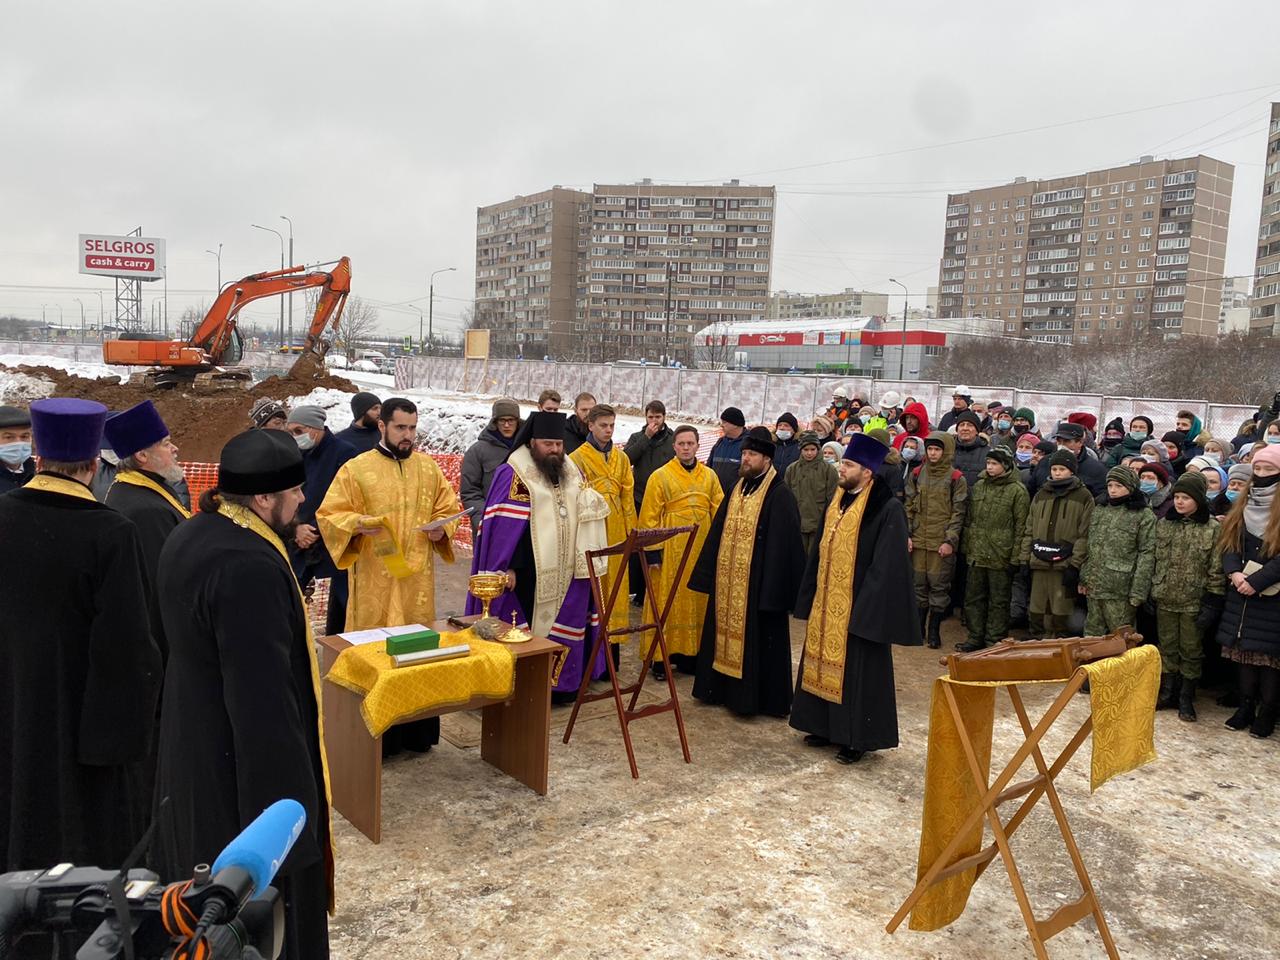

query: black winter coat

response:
[0,457,34,494]
[1217,530,1280,656]
[290,429,358,585]
[334,419,380,454]
[625,424,676,508]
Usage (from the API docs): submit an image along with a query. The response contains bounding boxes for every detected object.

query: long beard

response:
[159,463,186,486]
[270,499,300,541]
[532,450,564,484]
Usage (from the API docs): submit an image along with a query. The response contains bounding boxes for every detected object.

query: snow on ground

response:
[0,354,655,455]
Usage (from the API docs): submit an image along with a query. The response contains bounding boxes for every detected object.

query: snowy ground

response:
[0,354,651,455]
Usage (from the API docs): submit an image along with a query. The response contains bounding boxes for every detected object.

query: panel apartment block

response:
[475,187,591,357]
[766,288,890,320]
[585,181,775,362]
[938,155,1233,342]
[1253,103,1280,335]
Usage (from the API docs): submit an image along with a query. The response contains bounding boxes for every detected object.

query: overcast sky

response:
[3,1,1277,339]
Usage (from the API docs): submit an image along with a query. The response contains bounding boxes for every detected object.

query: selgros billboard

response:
[78,234,166,280]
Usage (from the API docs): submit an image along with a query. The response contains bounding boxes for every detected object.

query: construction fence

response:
[396,357,1260,442]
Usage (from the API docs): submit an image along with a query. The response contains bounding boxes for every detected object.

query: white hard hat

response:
[878,390,903,409]
[832,385,850,399]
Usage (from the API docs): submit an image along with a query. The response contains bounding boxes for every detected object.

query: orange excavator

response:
[103,256,352,389]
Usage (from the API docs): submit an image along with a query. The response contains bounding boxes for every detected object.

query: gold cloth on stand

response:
[326,630,515,737]
[909,644,1160,932]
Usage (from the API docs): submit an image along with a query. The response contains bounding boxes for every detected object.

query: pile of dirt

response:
[2,362,358,463]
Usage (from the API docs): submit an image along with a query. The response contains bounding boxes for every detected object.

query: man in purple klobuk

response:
[466,411,611,703]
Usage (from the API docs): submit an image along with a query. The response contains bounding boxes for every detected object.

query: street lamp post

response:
[74,298,85,343]
[428,266,456,356]
[95,291,105,341]
[889,278,909,380]
[415,307,425,354]
[280,215,294,347]
[251,223,285,346]
[205,243,223,292]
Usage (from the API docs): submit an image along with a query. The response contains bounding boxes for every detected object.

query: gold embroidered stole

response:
[24,473,98,502]
[713,466,777,679]
[217,503,336,910]
[801,480,873,703]
[112,469,192,519]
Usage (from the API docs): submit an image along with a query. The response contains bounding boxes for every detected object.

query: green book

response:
[385,629,440,656]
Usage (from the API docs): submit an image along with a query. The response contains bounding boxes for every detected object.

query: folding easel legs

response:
[561,529,694,778]
[886,672,1120,959]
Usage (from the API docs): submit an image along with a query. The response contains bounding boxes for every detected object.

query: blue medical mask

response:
[776,429,793,441]
[1015,449,1032,463]
[822,455,837,464]
[1139,479,1159,494]
[859,413,871,425]
[997,419,1012,431]
[1128,430,1148,443]
[294,432,316,451]
[0,441,31,466]
[901,446,918,461]
[1266,435,1280,445]
[1225,488,1241,502]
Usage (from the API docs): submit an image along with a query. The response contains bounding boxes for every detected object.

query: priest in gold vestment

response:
[317,397,463,753]
[569,404,636,642]
[790,434,921,764]
[637,425,723,677]
[690,427,805,717]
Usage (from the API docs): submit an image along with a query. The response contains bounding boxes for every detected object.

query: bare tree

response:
[332,295,380,360]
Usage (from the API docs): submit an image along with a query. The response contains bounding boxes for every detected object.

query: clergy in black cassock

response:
[0,398,161,871]
[152,429,331,960]
[791,433,921,764]
[103,400,191,667]
[690,426,805,717]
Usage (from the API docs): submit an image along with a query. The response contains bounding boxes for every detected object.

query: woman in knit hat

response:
[820,440,843,465]
[1151,471,1225,721]
[1139,438,1172,471]
[1216,443,1280,737]
[1080,465,1155,637]
[1138,461,1175,519]
[1217,463,1252,518]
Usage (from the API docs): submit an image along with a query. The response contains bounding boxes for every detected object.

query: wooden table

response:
[317,617,561,843]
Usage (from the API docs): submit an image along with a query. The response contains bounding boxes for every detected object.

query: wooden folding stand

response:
[562,526,697,778]
[886,669,1121,960]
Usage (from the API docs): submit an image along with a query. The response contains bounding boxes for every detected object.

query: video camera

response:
[0,799,306,960]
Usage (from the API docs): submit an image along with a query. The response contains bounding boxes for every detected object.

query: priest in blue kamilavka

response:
[467,411,611,701]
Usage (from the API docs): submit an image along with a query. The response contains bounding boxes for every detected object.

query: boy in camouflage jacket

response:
[1019,449,1094,639]
[1151,471,1225,722]
[1080,465,1156,635]
[906,431,968,648]
[959,446,1029,651]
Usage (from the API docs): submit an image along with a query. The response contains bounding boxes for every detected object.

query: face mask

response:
[1255,473,1280,489]
[859,414,871,425]
[901,446,918,461]
[0,441,32,466]
[1128,431,1148,443]
[1225,488,1241,502]
[1266,435,1280,445]
[1014,424,1029,435]
[1015,450,1032,463]
[1139,479,1158,494]
[1204,452,1221,465]
[294,432,316,451]
[997,419,1012,431]
[776,429,793,441]
[822,456,837,465]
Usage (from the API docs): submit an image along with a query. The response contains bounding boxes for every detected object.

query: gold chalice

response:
[468,571,507,620]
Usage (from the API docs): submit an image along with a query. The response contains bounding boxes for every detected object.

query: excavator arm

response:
[103,257,352,371]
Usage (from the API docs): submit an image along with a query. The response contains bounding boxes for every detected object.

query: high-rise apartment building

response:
[584,181,775,362]
[476,180,775,361]
[938,155,1233,342]
[766,288,889,320]
[1251,103,1280,335]
[474,187,591,357]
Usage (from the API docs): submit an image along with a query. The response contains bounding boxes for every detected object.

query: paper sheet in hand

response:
[339,623,430,646]
[420,507,474,533]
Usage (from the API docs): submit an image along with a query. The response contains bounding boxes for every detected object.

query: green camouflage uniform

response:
[906,432,968,613]
[961,462,1029,646]
[1151,515,1226,680]
[784,454,838,559]
[1080,499,1156,635]
[1020,477,1094,639]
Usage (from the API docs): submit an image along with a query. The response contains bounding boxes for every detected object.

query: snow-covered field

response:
[0,354,650,455]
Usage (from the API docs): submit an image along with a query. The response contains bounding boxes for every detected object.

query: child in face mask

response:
[821,441,843,465]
